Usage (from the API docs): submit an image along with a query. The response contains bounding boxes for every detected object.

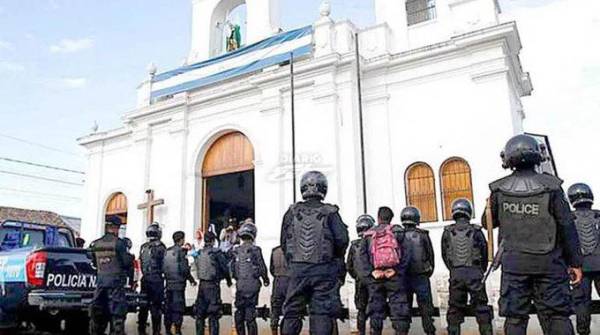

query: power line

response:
[0,169,84,186]
[0,157,85,175]
[0,186,82,201]
[0,133,83,157]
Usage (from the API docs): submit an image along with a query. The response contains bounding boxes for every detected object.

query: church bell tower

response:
[188,0,281,64]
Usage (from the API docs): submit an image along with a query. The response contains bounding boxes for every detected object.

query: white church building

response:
[79,0,534,330]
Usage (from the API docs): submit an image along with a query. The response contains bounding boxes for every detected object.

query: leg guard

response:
[151,315,162,335]
[111,317,125,335]
[447,324,461,335]
[504,317,528,335]
[308,315,333,335]
[357,309,367,335]
[196,319,205,335]
[370,318,384,335]
[391,320,410,335]
[209,317,219,335]
[281,317,302,335]
[549,316,575,335]
[138,307,149,335]
[234,309,246,335]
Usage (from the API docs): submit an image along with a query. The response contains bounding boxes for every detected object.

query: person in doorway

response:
[231,223,269,335]
[164,231,197,335]
[280,171,349,335]
[442,199,493,335]
[347,214,375,335]
[400,206,436,335]
[193,231,232,335]
[357,206,410,335]
[269,245,289,335]
[88,216,130,335]
[138,223,166,335]
[568,183,600,335]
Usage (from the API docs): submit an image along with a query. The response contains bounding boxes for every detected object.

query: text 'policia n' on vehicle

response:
[0,206,143,334]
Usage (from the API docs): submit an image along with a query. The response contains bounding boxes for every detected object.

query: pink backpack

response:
[365,225,401,270]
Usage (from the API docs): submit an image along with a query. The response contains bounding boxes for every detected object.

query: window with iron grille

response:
[405,162,439,223]
[406,0,437,26]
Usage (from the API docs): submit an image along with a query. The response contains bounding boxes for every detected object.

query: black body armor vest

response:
[196,247,218,281]
[271,247,288,277]
[404,228,432,274]
[163,246,185,284]
[574,209,600,256]
[92,233,122,277]
[234,244,259,280]
[140,240,165,278]
[287,202,337,264]
[445,224,481,268]
[491,172,561,255]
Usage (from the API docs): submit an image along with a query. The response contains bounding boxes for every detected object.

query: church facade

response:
[79,0,532,328]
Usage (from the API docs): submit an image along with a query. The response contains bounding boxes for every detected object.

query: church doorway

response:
[105,192,128,236]
[201,131,255,238]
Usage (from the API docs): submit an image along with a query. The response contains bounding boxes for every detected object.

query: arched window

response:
[405,163,438,222]
[105,192,128,236]
[440,158,474,221]
[406,0,436,26]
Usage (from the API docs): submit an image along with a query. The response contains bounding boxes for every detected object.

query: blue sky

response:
[0,0,598,217]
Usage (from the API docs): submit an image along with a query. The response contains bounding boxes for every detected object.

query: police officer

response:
[442,199,492,335]
[123,237,136,289]
[347,214,375,335]
[270,245,289,335]
[138,223,166,335]
[280,171,350,335]
[568,183,600,335]
[483,134,583,335]
[231,222,269,335]
[400,206,436,335]
[164,231,197,335]
[89,216,130,335]
[193,231,232,335]
[357,206,410,335]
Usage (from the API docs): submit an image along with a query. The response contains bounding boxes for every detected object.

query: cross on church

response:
[137,189,164,226]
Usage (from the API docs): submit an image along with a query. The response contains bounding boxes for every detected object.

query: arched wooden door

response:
[201,131,255,235]
[105,192,127,234]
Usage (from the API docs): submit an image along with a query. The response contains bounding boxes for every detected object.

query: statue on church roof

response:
[226,22,242,52]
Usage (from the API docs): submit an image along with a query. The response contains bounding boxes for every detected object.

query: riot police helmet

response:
[146,223,162,240]
[300,171,328,200]
[568,183,594,207]
[400,206,421,226]
[105,215,122,227]
[500,134,544,170]
[238,222,257,240]
[451,198,473,220]
[356,214,375,235]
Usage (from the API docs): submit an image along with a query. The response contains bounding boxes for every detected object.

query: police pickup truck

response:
[0,207,142,334]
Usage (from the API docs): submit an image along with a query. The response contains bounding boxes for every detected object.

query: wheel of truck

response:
[64,312,90,335]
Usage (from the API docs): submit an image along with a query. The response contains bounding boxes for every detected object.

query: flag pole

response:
[290,52,297,203]
[355,33,368,214]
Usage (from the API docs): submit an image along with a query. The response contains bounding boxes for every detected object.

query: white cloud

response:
[50,38,94,54]
[0,40,14,51]
[60,77,88,89]
[0,61,25,73]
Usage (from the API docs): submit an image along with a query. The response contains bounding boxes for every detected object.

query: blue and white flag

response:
[151,26,313,101]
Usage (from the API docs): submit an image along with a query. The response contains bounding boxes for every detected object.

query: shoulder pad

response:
[489,172,563,195]
[418,228,429,235]
[391,224,403,233]
[470,224,482,230]
[272,246,281,252]
[322,203,339,214]
[593,210,600,219]
[444,225,454,232]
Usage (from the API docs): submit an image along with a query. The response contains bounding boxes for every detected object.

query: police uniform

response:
[89,231,130,335]
[402,224,436,335]
[269,246,289,334]
[138,239,166,335]
[442,215,492,335]
[231,241,269,335]
[483,134,582,335]
[568,183,600,335]
[163,243,196,335]
[193,244,231,335]
[280,199,349,335]
[347,238,369,335]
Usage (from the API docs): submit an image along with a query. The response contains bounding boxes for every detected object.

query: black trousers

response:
[282,275,338,335]
[89,286,127,335]
[366,276,410,335]
[354,281,369,335]
[270,276,290,330]
[406,274,436,334]
[500,271,574,335]
[447,268,492,335]
[195,281,222,335]
[164,289,186,333]
[138,277,165,334]
[235,287,260,335]
[573,271,600,335]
